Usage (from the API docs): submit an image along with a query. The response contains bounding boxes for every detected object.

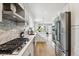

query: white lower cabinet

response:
[22,41,34,56]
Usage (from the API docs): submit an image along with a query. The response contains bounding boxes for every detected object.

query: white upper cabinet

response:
[0,3,2,22]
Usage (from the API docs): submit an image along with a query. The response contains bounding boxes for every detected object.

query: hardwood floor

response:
[34,42,55,56]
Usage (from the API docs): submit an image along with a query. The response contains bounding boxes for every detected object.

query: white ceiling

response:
[25,3,67,22]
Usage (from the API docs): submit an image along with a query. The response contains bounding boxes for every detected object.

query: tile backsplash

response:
[0,19,24,44]
[0,19,16,31]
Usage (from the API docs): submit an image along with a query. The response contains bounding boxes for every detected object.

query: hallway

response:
[34,42,55,56]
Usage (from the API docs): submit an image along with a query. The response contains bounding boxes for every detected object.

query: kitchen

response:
[0,3,71,56]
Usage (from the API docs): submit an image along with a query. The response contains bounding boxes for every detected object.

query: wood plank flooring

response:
[34,42,55,56]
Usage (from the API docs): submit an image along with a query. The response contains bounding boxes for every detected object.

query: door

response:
[53,12,71,56]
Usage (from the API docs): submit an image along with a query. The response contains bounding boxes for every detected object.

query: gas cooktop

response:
[0,38,29,54]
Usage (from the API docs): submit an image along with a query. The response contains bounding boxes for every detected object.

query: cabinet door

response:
[22,41,34,56]
[0,3,2,22]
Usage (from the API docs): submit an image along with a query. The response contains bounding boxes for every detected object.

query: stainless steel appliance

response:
[0,38,29,54]
[52,12,71,56]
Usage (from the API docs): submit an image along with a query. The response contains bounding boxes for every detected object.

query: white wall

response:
[69,3,79,56]
[62,3,79,56]
[24,4,34,31]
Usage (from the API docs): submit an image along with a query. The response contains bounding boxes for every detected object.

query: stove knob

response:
[17,47,20,50]
[20,46,22,48]
[17,47,22,50]
[24,42,26,44]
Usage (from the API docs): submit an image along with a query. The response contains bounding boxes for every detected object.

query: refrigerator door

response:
[61,12,71,56]
[54,12,71,56]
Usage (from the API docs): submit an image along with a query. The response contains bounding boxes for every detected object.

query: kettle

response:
[28,28,34,35]
[20,32,24,38]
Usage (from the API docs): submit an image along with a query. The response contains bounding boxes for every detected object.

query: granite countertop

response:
[0,34,36,56]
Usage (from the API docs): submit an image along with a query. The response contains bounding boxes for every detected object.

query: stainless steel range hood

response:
[3,11,25,22]
[2,3,25,22]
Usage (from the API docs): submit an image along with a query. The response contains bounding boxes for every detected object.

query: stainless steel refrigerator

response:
[52,12,71,56]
